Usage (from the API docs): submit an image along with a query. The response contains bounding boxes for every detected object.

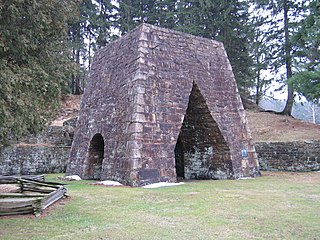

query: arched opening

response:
[174,134,185,179]
[85,133,104,179]
[174,82,233,180]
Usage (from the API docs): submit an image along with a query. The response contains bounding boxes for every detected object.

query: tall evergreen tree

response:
[289,0,320,103]
[253,0,304,115]
[118,0,177,33]
[249,11,274,105]
[282,0,294,115]
[68,0,117,94]
[0,0,78,144]
[68,0,96,95]
[95,0,119,48]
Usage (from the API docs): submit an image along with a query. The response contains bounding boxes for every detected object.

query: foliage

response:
[290,71,320,103]
[118,0,177,33]
[0,172,320,239]
[249,11,273,105]
[252,0,319,114]
[252,0,296,115]
[116,0,320,108]
[289,0,320,103]
[68,0,118,94]
[0,0,78,144]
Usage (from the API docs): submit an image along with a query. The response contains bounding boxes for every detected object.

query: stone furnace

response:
[67,24,260,186]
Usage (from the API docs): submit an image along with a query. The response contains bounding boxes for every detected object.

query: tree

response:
[249,14,273,105]
[68,0,96,95]
[118,0,177,33]
[253,0,304,115]
[68,0,118,94]
[0,0,78,144]
[281,0,294,115]
[289,0,320,103]
[95,0,119,48]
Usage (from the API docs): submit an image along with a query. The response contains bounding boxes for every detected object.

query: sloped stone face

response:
[67,24,260,186]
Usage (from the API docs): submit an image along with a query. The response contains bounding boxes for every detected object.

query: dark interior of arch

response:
[174,82,233,180]
[85,133,104,179]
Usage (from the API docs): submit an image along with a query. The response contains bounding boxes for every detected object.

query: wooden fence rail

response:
[0,175,45,184]
[0,175,67,216]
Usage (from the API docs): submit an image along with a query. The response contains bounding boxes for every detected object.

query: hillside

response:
[259,98,320,125]
[246,110,320,142]
[51,95,81,127]
[54,95,320,142]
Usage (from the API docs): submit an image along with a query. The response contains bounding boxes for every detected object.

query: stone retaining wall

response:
[0,145,70,175]
[255,141,320,171]
[0,123,74,176]
[1,129,320,175]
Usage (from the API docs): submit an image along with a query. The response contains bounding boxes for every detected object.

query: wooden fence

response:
[0,175,67,216]
[0,175,44,184]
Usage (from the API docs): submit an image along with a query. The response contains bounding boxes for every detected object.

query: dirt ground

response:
[0,184,20,193]
[246,110,320,142]
[54,94,320,142]
[50,94,81,126]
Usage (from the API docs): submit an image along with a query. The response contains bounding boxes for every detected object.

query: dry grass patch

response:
[246,110,320,142]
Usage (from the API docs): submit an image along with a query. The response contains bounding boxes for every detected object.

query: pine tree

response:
[68,0,95,95]
[249,14,273,105]
[289,0,320,103]
[253,0,304,115]
[118,0,177,33]
[95,0,119,48]
[0,0,78,144]
[68,0,118,94]
[281,0,294,115]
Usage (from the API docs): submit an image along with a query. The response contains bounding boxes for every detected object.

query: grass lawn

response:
[0,171,319,240]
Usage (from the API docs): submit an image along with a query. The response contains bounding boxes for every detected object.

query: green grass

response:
[1,172,320,240]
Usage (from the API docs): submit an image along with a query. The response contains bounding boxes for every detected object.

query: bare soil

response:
[53,94,320,142]
[246,110,320,142]
[0,184,20,193]
[50,94,81,126]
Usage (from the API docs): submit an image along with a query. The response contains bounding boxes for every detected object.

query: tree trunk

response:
[73,22,83,95]
[255,45,261,105]
[281,0,294,116]
[282,84,294,115]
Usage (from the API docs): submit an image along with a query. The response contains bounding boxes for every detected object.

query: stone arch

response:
[84,133,104,179]
[174,82,233,180]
